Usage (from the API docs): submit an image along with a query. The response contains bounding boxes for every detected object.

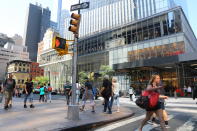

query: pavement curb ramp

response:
[56,112,135,131]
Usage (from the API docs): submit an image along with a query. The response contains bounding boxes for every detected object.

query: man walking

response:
[3,74,16,110]
[24,78,35,108]
[64,81,72,105]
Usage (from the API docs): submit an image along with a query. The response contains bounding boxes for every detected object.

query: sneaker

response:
[103,110,106,113]
[108,111,112,114]
[24,104,27,108]
[147,120,153,125]
[91,110,95,113]
[165,125,170,128]
[30,104,35,108]
[4,106,9,110]
[9,104,12,108]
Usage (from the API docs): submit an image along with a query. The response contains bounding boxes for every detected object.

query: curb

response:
[57,112,135,131]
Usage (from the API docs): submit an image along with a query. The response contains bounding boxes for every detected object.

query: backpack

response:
[48,87,52,92]
[44,87,48,93]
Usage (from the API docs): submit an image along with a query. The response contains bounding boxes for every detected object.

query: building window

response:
[19,68,21,72]
[23,68,26,72]
[14,67,17,71]
[19,63,22,66]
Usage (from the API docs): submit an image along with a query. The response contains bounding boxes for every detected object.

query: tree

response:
[33,76,49,86]
[99,65,114,79]
[78,71,88,84]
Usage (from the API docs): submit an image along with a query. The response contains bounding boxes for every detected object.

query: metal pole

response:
[67,0,80,121]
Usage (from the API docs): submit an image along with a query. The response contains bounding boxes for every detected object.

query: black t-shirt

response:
[85,81,92,90]
[102,80,112,98]
[25,82,33,94]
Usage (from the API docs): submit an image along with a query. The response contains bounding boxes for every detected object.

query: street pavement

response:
[95,98,197,131]
[0,95,133,131]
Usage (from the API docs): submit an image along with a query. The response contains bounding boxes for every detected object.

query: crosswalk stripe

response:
[95,115,145,131]
[176,117,196,131]
[134,115,174,131]
[166,108,197,114]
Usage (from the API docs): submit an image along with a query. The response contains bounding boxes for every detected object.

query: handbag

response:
[142,90,159,108]
[136,90,159,109]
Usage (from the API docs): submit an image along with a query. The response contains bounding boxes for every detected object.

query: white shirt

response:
[129,88,134,94]
[187,87,192,93]
[113,83,120,95]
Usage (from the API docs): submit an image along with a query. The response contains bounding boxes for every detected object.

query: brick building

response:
[30,62,44,79]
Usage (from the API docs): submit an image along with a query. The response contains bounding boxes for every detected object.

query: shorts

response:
[4,91,13,100]
[160,102,165,110]
[146,102,162,112]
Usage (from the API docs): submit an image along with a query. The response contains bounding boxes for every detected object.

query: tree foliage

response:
[33,76,49,86]
[99,65,114,79]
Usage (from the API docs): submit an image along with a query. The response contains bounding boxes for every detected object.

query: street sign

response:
[70,2,90,11]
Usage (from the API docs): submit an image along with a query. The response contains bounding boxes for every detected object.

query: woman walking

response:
[101,75,113,114]
[112,78,120,112]
[39,85,45,102]
[139,74,168,131]
[80,78,95,112]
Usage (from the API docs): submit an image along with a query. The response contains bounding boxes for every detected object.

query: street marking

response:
[95,115,145,131]
[176,117,196,131]
[134,115,174,131]
[166,108,197,114]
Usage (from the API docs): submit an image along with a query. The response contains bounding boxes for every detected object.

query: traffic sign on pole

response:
[70,2,89,11]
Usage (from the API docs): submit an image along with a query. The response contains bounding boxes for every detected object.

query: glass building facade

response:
[77,0,188,38]
[77,7,197,92]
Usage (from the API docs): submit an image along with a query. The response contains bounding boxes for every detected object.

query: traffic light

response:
[68,13,81,36]
[52,36,66,50]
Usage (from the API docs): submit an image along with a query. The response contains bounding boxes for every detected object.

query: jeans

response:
[113,94,120,107]
[48,92,52,102]
[39,95,44,102]
[104,96,114,113]
[65,94,70,105]
[24,92,33,104]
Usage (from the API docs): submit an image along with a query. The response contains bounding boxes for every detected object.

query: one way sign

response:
[70,2,90,11]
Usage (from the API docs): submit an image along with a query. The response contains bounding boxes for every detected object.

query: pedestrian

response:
[187,86,192,97]
[80,78,95,112]
[24,78,35,108]
[112,78,120,112]
[192,83,197,104]
[39,85,45,102]
[47,83,52,103]
[183,85,187,97]
[43,84,48,102]
[129,85,134,101]
[139,74,168,131]
[3,74,16,110]
[101,75,113,114]
[64,81,72,105]
[76,80,81,104]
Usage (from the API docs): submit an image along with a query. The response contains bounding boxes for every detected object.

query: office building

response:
[76,0,197,92]
[23,3,51,62]
[78,0,188,38]
[57,0,62,31]
[7,60,31,88]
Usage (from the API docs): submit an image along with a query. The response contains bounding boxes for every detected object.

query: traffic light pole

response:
[67,0,80,121]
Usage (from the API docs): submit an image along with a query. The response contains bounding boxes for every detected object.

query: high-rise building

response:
[23,3,51,62]
[59,9,70,37]
[78,0,189,38]
[76,0,197,92]
[57,0,62,31]
[50,21,58,32]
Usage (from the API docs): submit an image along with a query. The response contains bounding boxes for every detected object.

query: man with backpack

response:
[64,81,72,105]
[24,78,35,108]
[3,74,16,110]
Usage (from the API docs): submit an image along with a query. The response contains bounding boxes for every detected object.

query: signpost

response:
[67,0,89,121]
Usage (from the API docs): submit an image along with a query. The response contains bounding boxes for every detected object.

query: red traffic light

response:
[54,36,66,49]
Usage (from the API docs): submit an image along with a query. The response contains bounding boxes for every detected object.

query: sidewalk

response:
[0,97,134,131]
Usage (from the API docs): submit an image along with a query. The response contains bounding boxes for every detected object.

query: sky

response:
[0,0,197,38]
